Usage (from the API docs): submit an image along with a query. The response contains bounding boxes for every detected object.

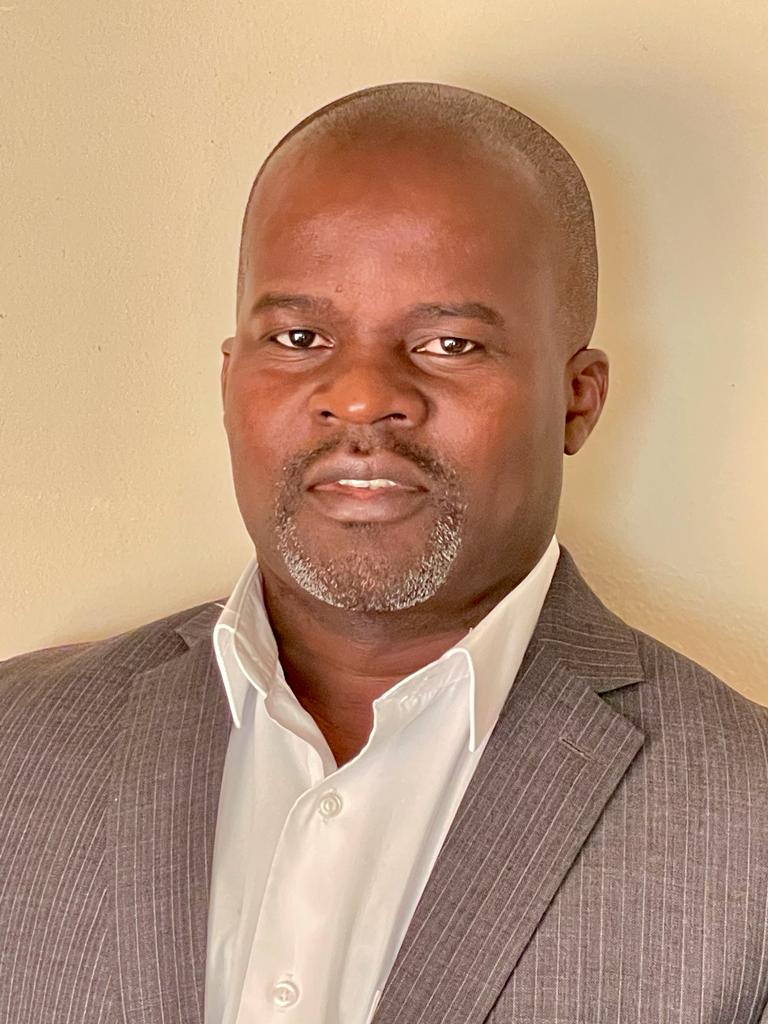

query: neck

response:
[259,565,519,764]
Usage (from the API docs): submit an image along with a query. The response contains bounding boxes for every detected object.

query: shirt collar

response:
[454,534,559,749]
[213,561,280,728]
[214,536,559,749]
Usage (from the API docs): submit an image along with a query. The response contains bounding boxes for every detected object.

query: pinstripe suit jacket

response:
[1,549,767,1023]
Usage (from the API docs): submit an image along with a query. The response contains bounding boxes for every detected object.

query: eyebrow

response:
[250,292,335,316]
[405,302,505,328]
[249,292,506,329]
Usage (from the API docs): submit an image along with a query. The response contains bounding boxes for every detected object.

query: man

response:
[1,82,766,1024]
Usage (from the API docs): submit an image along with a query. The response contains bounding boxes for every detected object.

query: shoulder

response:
[0,598,224,727]
[0,599,224,844]
[610,626,768,824]
[630,625,768,736]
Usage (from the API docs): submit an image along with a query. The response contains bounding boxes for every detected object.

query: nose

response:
[307,350,429,428]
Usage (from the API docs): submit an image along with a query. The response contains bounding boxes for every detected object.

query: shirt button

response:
[318,790,343,819]
[272,979,300,1007]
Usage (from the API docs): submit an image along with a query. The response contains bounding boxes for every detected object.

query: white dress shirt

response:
[205,535,559,1024]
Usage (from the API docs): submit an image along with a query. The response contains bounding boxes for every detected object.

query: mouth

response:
[301,453,432,523]
[306,478,431,523]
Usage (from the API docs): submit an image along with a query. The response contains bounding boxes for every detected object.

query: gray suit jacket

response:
[1,549,767,1023]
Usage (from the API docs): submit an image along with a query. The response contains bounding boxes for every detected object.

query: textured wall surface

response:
[1,1,766,705]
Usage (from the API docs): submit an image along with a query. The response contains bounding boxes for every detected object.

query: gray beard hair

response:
[273,492,468,612]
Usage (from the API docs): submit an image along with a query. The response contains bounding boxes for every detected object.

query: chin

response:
[272,512,465,613]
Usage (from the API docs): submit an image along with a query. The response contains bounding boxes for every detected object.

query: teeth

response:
[336,478,399,489]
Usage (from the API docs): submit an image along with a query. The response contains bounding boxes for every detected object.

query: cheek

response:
[224,371,293,493]
[451,378,537,462]
[452,378,562,519]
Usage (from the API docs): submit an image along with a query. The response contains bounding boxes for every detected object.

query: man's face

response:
[223,131,580,615]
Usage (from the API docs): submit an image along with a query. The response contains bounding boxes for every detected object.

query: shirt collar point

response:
[213,615,250,728]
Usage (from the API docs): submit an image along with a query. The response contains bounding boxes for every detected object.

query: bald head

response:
[238,82,598,349]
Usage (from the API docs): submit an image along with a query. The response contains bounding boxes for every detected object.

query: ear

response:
[564,347,609,455]
[220,337,234,405]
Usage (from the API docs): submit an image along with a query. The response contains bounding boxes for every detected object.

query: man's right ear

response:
[220,337,234,404]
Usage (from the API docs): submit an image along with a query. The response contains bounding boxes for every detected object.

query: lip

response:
[305,485,431,523]
[301,452,433,523]
[304,454,431,493]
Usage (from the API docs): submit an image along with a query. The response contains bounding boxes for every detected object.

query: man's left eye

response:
[415,337,478,356]
[271,329,331,349]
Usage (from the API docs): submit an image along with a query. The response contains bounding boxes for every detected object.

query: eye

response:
[271,329,332,349]
[415,336,479,356]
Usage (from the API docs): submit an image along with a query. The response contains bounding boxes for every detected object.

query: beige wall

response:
[1,1,766,705]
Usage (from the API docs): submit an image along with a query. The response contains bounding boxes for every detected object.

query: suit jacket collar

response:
[110,547,644,1024]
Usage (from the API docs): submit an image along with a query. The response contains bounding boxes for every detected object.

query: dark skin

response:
[221,128,608,766]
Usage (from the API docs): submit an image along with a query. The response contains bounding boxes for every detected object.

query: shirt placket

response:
[234,666,471,1024]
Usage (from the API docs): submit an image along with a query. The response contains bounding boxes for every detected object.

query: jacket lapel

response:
[107,552,644,1024]
[111,604,230,1024]
[374,550,645,1024]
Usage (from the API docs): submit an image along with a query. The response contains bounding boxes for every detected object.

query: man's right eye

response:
[271,329,331,349]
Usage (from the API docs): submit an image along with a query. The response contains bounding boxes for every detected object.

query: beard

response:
[271,436,468,612]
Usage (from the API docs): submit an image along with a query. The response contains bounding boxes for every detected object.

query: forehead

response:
[240,129,558,319]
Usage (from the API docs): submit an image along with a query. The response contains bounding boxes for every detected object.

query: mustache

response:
[278,432,461,495]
